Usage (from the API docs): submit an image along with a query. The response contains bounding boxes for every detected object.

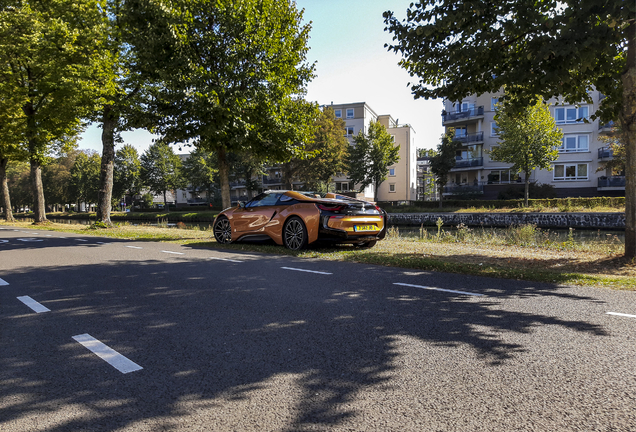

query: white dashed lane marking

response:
[125,246,143,249]
[281,267,333,275]
[161,250,184,255]
[75,239,88,242]
[17,296,50,313]
[207,257,244,263]
[393,282,484,297]
[0,278,9,286]
[72,334,143,374]
[607,312,636,319]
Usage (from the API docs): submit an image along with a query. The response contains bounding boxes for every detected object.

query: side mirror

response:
[238,201,245,208]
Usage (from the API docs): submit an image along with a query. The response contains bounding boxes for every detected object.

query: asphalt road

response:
[1,226,635,431]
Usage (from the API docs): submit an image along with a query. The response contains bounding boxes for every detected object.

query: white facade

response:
[328,102,417,202]
[442,90,623,199]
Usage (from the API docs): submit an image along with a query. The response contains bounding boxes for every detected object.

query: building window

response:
[455,127,467,138]
[336,182,349,192]
[389,168,396,176]
[491,97,499,111]
[487,170,518,184]
[346,108,354,119]
[559,135,589,152]
[344,126,354,136]
[554,106,589,124]
[490,122,498,136]
[553,163,588,181]
[389,184,396,192]
[335,109,342,118]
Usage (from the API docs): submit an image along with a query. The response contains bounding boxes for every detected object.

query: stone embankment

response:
[387,212,626,230]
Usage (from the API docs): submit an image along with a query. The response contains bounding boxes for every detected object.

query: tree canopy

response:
[134,0,319,208]
[0,0,108,222]
[429,129,460,209]
[384,0,636,257]
[140,141,183,207]
[489,96,563,206]
[282,107,349,191]
[348,121,400,202]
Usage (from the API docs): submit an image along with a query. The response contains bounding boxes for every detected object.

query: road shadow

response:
[0,251,612,431]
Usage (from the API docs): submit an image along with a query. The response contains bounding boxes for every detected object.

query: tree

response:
[93,0,161,225]
[384,0,636,257]
[113,144,141,205]
[347,120,400,202]
[42,149,80,212]
[181,148,219,206]
[0,0,108,223]
[140,141,183,208]
[489,96,563,207]
[0,90,25,221]
[135,0,319,209]
[430,129,460,209]
[281,107,348,191]
[69,151,101,211]
[598,124,626,176]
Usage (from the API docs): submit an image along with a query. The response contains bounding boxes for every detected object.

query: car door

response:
[232,192,282,233]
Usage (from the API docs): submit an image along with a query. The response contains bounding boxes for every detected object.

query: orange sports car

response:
[213,190,387,250]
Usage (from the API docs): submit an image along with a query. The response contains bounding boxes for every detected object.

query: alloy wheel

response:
[213,217,232,244]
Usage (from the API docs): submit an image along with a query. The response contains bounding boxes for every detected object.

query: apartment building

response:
[442,90,624,199]
[328,102,417,202]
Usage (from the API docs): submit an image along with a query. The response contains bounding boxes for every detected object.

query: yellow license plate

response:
[354,224,378,232]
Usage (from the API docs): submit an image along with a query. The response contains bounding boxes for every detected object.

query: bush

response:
[497,183,557,200]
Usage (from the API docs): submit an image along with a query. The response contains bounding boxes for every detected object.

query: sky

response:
[78,0,444,155]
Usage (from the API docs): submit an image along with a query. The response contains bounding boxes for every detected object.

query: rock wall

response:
[387,212,626,229]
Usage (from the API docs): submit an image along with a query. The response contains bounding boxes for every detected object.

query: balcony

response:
[262,177,283,185]
[598,176,625,189]
[442,106,484,124]
[598,120,615,134]
[598,146,614,159]
[453,131,484,144]
[453,157,483,169]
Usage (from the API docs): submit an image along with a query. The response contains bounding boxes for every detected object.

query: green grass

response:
[2,219,634,290]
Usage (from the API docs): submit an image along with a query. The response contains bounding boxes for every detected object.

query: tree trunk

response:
[217,147,231,209]
[96,105,116,226]
[622,20,635,259]
[29,159,47,223]
[163,190,168,208]
[524,170,530,208]
[438,184,444,209]
[0,157,15,222]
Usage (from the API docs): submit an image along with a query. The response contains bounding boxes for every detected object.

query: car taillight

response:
[318,204,345,212]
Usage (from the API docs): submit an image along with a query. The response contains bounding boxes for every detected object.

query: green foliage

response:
[42,149,80,207]
[69,151,101,206]
[597,123,626,175]
[429,129,460,207]
[141,192,154,209]
[384,0,631,124]
[140,141,184,205]
[347,121,400,200]
[0,0,108,221]
[135,0,318,208]
[284,107,349,191]
[113,144,141,200]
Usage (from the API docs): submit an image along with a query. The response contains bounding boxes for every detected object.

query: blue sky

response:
[78,0,444,154]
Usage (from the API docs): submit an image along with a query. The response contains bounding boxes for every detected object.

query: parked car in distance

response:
[213,190,386,250]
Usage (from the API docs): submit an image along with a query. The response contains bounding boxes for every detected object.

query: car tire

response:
[213,216,232,244]
[356,240,377,249]
[283,216,308,250]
